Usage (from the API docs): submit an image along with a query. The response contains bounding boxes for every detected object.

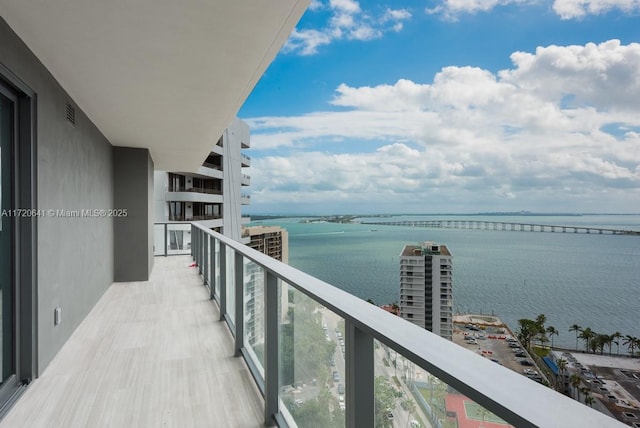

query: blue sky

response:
[238,0,640,214]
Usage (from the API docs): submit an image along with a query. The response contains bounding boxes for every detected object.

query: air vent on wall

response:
[65,101,75,126]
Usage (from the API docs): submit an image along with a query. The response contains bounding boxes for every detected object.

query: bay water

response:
[256,214,640,351]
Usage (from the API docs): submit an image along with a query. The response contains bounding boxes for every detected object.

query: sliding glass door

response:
[0,84,16,401]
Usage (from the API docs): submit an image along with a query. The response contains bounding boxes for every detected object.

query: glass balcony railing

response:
[166,186,222,195]
[153,222,192,256]
[179,222,622,427]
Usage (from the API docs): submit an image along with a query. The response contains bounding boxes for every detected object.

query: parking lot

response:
[453,322,544,384]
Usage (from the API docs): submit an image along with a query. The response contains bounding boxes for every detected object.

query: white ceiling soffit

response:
[0,0,309,171]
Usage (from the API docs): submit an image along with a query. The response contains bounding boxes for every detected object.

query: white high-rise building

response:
[399,242,453,340]
[154,117,251,247]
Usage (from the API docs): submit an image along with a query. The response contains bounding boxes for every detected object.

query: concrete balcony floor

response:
[1,256,263,428]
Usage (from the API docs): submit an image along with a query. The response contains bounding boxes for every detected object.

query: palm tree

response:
[585,395,595,407]
[556,359,568,393]
[602,334,613,355]
[546,326,559,349]
[612,332,622,356]
[570,374,582,401]
[569,324,581,350]
[535,313,546,328]
[623,335,638,356]
[517,318,538,350]
[580,387,591,404]
[579,327,595,353]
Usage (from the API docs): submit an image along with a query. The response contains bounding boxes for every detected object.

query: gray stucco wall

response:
[113,147,154,282]
[0,18,114,374]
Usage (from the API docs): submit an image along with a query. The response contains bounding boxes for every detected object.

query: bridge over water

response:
[361,220,640,236]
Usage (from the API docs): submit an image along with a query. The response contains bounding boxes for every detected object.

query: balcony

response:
[2,223,623,427]
[242,173,251,186]
[167,186,222,195]
[241,153,251,167]
[0,255,263,427]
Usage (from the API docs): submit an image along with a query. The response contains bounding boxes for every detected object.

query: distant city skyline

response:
[239,0,640,214]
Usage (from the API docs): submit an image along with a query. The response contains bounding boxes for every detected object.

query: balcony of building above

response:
[241,194,251,205]
[197,164,224,179]
[241,153,251,167]
[168,215,222,222]
[210,144,224,156]
[165,188,223,204]
[241,174,251,186]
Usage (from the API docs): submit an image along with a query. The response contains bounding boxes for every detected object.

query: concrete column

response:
[113,147,154,281]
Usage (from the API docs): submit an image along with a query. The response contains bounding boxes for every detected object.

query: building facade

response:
[153,118,251,250]
[399,242,454,340]
[246,225,289,263]
[243,225,290,361]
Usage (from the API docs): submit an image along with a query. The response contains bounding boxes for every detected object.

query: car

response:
[520,359,533,366]
[410,421,421,428]
[339,402,345,410]
[515,352,527,358]
[523,368,536,375]
[386,412,394,420]
[333,371,340,382]
[338,384,345,394]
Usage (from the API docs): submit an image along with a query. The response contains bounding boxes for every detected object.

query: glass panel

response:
[0,93,14,383]
[214,239,220,298]
[280,283,345,428]
[243,258,265,376]
[166,223,191,255]
[226,245,235,324]
[153,224,165,256]
[376,343,515,428]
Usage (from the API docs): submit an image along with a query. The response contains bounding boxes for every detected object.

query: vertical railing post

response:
[194,226,200,265]
[164,223,168,257]
[209,236,216,300]
[197,228,203,275]
[203,232,209,287]
[234,251,244,357]
[219,242,227,321]
[190,224,195,258]
[264,271,279,426]
[345,320,374,428]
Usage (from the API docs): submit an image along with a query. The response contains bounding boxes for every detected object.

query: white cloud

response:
[426,0,640,19]
[426,0,530,20]
[283,29,333,56]
[246,40,640,213]
[553,0,640,18]
[283,2,412,55]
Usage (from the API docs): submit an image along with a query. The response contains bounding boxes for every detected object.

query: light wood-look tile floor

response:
[1,256,264,428]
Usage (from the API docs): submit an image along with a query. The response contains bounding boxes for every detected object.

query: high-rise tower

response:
[399,242,453,340]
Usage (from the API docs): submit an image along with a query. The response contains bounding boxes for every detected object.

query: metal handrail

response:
[190,222,623,428]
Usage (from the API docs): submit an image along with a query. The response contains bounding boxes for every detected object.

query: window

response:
[168,173,185,191]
